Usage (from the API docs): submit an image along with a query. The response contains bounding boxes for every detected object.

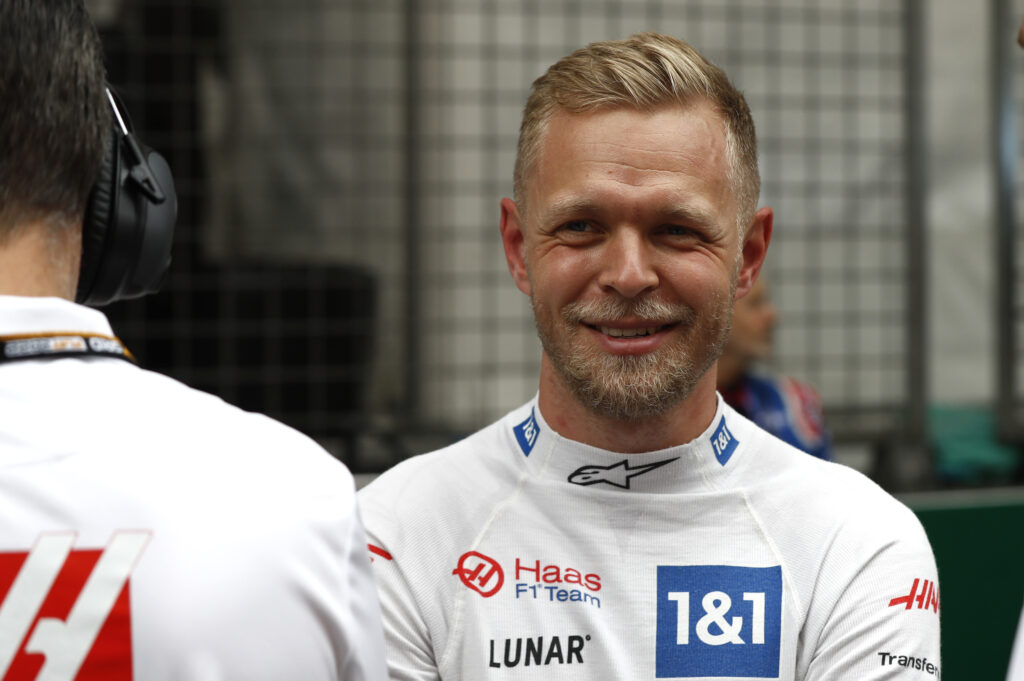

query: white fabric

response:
[0,295,387,681]
[360,396,941,680]
[1008,607,1024,681]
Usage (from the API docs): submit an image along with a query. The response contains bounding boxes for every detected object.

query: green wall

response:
[904,489,1024,681]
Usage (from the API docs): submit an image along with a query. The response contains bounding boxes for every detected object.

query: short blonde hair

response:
[514,32,759,231]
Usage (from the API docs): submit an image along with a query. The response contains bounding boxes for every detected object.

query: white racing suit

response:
[0,295,387,680]
[359,396,940,680]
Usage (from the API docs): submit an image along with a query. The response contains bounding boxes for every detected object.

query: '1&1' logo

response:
[513,410,540,457]
[710,418,739,466]
[0,531,149,681]
[656,565,782,678]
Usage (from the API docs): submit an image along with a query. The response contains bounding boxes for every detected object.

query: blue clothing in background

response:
[721,371,832,461]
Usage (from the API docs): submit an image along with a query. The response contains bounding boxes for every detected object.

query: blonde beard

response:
[532,291,734,421]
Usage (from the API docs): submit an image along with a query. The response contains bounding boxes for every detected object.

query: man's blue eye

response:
[667,225,692,236]
[565,220,589,232]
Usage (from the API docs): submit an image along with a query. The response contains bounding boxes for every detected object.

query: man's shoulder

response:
[744,430,927,547]
[78,361,352,491]
[128,364,315,438]
[359,412,522,531]
[363,415,514,493]
[806,458,918,524]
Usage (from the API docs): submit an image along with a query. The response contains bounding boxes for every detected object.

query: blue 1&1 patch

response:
[656,565,782,678]
[710,417,738,466]
[513,408,540,457]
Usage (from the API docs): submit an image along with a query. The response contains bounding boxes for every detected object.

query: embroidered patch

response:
[656,565,782,678]
[710,417,738,466]
[513,409,540,457]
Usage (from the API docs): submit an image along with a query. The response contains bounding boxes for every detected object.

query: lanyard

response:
[0,332,136,364]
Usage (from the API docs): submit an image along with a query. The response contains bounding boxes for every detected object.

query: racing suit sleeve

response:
[363,529,440,681]
[802,509,941,680]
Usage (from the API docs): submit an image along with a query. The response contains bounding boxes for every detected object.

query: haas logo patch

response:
[0,531,149,680]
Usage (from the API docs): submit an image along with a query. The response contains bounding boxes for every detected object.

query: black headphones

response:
[75,89,177,307]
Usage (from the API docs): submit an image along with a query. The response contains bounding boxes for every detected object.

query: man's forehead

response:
[526,103,735,224]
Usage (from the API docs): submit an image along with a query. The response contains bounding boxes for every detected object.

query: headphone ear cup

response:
[77,89,176,307]
[76,122,119,305]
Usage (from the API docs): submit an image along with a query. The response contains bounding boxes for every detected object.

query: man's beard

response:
[532,292,733,421]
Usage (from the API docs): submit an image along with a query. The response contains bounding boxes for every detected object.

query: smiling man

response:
[359,33,939,680]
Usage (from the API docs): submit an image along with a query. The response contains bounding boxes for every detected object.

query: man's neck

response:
[0,220,80,299]
[536,355,720,453]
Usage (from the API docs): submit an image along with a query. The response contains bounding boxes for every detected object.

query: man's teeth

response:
[600,326,661,338]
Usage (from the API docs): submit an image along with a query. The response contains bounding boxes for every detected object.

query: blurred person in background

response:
[359,31,939,680]
[717,277,832,460]
[1005,22,1024,681]
[1004,19,1024,681]
[0,1,386,678]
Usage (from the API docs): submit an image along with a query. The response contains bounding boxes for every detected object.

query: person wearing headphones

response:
[0,1,386,678]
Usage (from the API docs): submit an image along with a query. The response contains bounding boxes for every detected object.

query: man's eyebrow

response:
[661,205,718,228]
[542,197,718,228]
[543,197,600,222]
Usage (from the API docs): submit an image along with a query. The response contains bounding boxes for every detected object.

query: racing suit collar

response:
[0,295,115,337]
[508,394,745,494]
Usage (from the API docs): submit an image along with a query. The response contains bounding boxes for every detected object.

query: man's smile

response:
[587,323,676,338]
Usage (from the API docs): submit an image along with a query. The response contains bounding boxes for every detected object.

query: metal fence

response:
[94,0,926,473]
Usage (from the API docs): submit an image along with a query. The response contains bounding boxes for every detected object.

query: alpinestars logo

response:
[568,458,678,489]
[0,531,150,681]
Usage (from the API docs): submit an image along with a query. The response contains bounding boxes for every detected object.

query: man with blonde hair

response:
[361,32,939,680]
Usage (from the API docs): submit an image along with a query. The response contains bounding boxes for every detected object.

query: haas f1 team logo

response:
[453,552,504,598]
[0,531,149,681]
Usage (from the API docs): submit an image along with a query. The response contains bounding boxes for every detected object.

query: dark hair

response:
[0,0,109,238]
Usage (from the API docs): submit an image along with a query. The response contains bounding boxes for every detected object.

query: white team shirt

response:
[0,295,387,681]
[360,397,941,680]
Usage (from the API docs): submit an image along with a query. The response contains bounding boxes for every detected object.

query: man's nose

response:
[597,230,659,299]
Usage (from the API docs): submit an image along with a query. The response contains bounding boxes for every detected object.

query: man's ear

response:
[734,206,773,300]
[500,197,531,296]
